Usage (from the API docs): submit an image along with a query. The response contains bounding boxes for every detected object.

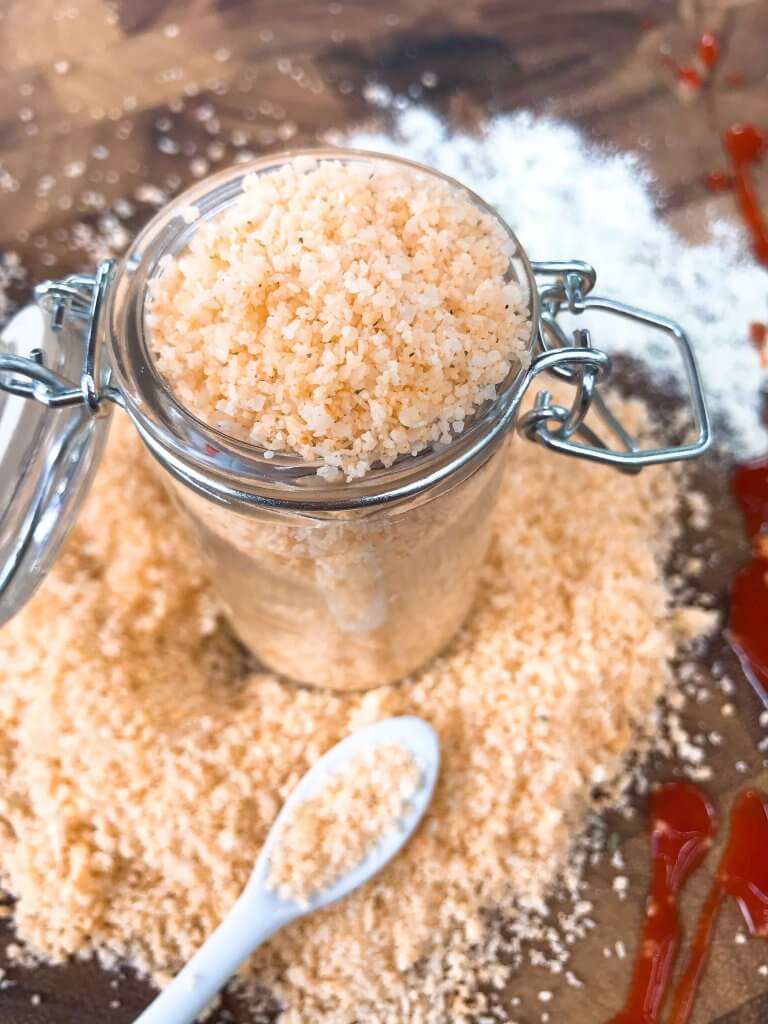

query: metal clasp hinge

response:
[517,260,712,473]
[0,260,116,412]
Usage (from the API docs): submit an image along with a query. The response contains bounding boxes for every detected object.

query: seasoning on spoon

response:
[266,741,423,905]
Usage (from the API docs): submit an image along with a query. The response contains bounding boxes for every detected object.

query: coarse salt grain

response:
[147,158,530,479]
[266,742,421,904]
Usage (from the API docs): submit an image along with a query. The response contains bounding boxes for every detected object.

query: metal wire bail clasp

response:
[517,260,712,473]
[0,260,115,412]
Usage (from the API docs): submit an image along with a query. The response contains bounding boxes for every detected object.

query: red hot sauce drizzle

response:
[674,26,768,267]
[749,321,768,367]
[612,445,768,1017]
[728,456,768,701]
[609,23,768,1024]
[608,783,716,1024]
[706,125,768,265]
[697,32,720,70]
[662,31,720,92]
[723,124,768,266]
[609,788,768,1024]
[675,66,703,90]
[669,790,768,1024]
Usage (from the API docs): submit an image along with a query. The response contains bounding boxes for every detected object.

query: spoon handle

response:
[133,893,282,1024]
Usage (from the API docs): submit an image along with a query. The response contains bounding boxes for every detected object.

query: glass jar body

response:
[167,441,506,690]
[102,149,539,692]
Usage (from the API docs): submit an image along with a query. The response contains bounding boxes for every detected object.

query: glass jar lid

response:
[0,271,113,626]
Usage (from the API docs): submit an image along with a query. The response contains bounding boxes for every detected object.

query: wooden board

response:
[0,1,767,1021]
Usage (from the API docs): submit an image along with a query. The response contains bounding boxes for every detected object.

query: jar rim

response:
[105,147,540,512]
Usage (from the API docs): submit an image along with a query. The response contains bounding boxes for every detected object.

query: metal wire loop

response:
[0,353,84,408]
[1,260,115,413]
[520,259,711,471]
[561,328,597,438]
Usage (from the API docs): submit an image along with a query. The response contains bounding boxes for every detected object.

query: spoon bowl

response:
[134,715,440,1024]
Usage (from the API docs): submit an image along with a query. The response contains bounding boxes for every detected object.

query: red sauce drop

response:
[750,321,768,366]
[677,65,702,89]
[724,70,747,89]
[660,54,703,91]
[723,124,768,265]
[728,456,768,700]
[729,557,768,699]
[705,170,733,192]
[732,455,768,543]
[697,32,720,70]
[662,31,719,92]
[726,122,767,162]
[669,791,768,1024]
[607,783,715,1024]
[720,790,768,936]
[203,442,219,457]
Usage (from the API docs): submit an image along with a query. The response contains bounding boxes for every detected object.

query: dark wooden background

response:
[0,1,767,1021]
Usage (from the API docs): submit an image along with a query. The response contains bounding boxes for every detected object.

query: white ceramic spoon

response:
[133,715,440,1024]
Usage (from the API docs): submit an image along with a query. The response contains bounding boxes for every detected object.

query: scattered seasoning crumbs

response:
[612,876,629,899]
[0,399,713,1022]
[0,325,720,1024]
[266,743,421,904]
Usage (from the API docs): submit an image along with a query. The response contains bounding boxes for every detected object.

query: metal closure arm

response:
[0,260,116,413]
[517,260,712,473]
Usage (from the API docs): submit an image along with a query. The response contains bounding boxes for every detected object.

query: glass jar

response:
[0,149,711,691]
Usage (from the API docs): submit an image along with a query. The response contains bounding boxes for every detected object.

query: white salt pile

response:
[346,108,768,457]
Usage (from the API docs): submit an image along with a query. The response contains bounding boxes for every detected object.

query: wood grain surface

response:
[0,1,767,1022]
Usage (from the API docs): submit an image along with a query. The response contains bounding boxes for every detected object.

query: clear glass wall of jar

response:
[104,151,538,690]
[169,437,507,689]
